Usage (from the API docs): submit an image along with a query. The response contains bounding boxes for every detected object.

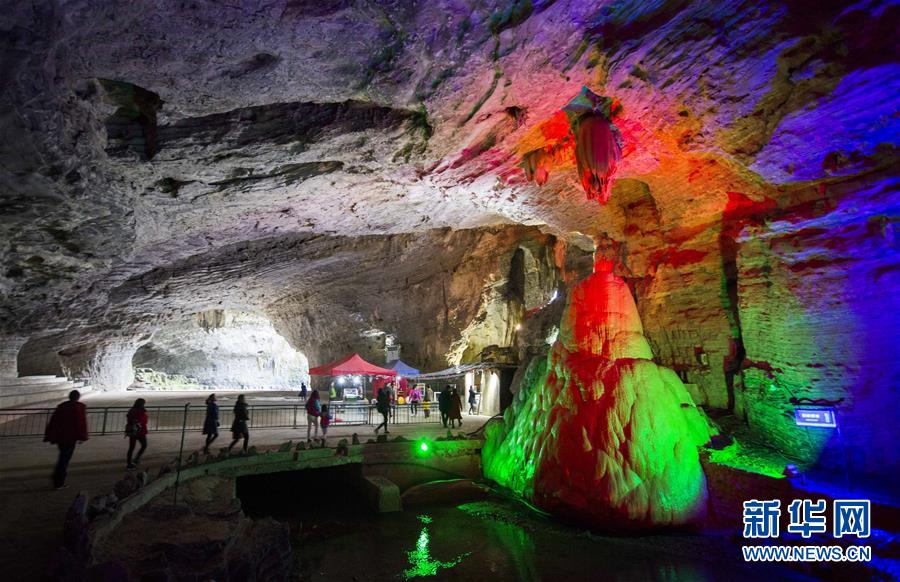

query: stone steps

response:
[0,376,88,408]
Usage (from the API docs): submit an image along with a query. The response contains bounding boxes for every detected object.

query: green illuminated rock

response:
[483,263,711,529]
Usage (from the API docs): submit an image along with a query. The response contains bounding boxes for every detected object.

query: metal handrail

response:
[0,401,440,438]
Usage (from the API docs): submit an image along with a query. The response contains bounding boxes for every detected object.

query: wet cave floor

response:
[252,496,808,582]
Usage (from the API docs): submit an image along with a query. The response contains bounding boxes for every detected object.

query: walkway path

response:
[0,390,491,581]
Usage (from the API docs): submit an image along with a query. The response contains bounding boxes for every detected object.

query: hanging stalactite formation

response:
[564,87,623,203]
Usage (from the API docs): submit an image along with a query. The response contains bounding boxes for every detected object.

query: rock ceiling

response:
[1,0,897,376]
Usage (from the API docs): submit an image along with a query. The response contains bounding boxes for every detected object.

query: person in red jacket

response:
[44,390,89,490]
[125,398,149,470]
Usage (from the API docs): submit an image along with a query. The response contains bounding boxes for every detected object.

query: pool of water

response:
[282,498,808,581]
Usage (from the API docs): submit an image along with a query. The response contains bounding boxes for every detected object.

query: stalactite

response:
[571,113,621,203]
[522,149,551,185]
[565,87,623,204]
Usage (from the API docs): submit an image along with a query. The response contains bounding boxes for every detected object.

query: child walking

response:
[319,404,332,447]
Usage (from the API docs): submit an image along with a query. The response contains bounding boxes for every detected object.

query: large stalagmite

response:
[483,259,711,529]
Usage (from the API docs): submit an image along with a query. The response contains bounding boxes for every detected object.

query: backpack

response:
[125,419,141,437]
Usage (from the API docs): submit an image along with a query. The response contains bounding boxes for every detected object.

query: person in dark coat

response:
[44,390,89,490]
[448,387,464,428]
[202,393,220,454]
[125,398,148,470]
[228,395,250,452]
[306,389,321,442]
[299,382,308,402]
[438,385,452,428]
[468,387,478,415]
[374,385,391,435]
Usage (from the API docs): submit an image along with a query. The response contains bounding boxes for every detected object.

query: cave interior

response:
[1,0,898,558]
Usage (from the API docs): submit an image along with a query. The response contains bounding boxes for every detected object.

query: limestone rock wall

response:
[58,338,147,391]
[734,174,900,478]
[267,226,562,370]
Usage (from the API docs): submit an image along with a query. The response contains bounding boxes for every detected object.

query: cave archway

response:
[133,309,310,390]
[17,336,64,377]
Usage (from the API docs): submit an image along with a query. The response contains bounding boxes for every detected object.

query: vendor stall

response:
[309,353,396,400]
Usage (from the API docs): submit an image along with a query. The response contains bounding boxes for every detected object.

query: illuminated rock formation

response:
[564,88,623,203]
[519,87,623,202]
[483,259,711,529]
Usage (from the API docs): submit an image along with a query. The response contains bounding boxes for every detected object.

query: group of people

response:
[43,381,483,489]
[42,391,265,490]
[438,385,467,428]
[302,389,332,444]
[43,390,151,489]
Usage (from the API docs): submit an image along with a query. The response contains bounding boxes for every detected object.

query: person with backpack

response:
[44,390,89,490]
[374,385,391,435]
[468,386,478,415]
[305,389,321,442]
[227,394,250,453]
[125,398,148,470]
[202,393,220,454]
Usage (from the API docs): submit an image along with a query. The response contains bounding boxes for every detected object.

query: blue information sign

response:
[794,407,837,428]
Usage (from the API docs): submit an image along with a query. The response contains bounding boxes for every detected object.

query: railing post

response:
[101,408,108,436]
[173,403,190,505]
[293,405,297,429]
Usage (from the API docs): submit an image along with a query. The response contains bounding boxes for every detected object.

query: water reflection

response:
[402,514,469,579]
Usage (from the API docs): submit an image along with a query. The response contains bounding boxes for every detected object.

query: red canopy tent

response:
[308,353,397,377]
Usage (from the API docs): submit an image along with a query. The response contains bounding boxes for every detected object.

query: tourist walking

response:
[468,386,478,415]
[202,393,220,454]
[228,394,250,452]
[299,382,308,402]
[374,385,391,435]
[125,398,148,470]
[408,385,422,416]
[319,403,332,446]
[44,390,89,490]
[306,389,321,442]
[438,385,452,428]
[422,394,431,419]
[448,387,463,428]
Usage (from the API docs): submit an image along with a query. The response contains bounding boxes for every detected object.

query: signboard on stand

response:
[793,407,837,428]
[343,387,360,400]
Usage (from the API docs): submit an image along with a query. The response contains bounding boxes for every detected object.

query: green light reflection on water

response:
[402,516,469,579]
